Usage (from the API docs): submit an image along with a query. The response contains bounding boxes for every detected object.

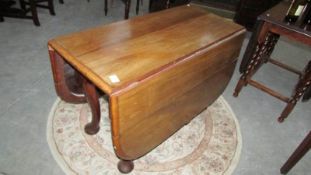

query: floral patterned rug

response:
[47,96,242,175]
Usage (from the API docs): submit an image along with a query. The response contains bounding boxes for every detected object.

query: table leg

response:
[48,47,87,104]
[117,160,134,174]
[280,131,311,174]
[278,61,311,122]
[124,0,131,19]
[82,77,101,135]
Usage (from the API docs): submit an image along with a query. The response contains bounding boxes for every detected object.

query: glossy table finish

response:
[48,5,245,173]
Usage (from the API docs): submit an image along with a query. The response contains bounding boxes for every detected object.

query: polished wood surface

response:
[48,5,245,94]
[49,5,245,162]
[111,34,243,159]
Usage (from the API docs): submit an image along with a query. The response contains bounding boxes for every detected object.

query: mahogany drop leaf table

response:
[48,5,245,173]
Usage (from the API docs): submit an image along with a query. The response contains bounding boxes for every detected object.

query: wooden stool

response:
[280,131,311,174]
[19,0,55,26]
[233,1,311,122]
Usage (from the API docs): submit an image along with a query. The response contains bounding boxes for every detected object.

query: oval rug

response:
[47,96,242,175]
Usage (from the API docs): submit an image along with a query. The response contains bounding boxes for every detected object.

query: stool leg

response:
[82,77,101,135]
[302,85,311,101]
[233,77,247,97]
[136,0,139,14]
[59,0,64,4]
[278,103,295,123]
[280,131,311,174]
[278,61,311,122]
[234,22,277,98]
[19,0,27,10]
[261,33,279,64]
[29,0,40,26]
[124,0,131,19]
[47,0,55,15]
[234,22,272,97]
[104,0,108,16]
[233,42,265,96]
[0,15,4,22]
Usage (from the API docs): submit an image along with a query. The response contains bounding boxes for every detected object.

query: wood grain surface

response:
[48,5,245,160]
[48,5,245,94]
[110,32,244,160]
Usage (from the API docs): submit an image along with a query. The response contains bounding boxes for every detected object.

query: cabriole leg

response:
[82,77,101,135]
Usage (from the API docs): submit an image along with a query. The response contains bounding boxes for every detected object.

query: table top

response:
[48,5,244,94]
[259,1,311,38]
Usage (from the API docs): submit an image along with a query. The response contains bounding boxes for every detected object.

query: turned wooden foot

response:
[117,160,134,174]
[278,102,295,123]
[233,78,246,97]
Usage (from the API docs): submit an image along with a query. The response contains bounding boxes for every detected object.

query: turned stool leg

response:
[82,77,101,135]
[233,77,247,97]
[118,160,134,174]
[278,61,311,122]
[278,103,295,123]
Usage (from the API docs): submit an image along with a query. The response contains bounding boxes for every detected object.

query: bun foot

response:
[117,160,134,174]
[84,123,100,135]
